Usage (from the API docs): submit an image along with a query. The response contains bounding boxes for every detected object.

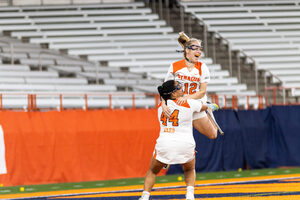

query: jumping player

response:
[161,32,218,139]
[139,80,219,200]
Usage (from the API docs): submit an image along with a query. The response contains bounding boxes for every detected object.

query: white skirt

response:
[154,139,195,165]
[193,96,208,120]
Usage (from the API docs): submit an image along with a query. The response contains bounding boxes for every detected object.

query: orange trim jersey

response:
[155,99,203,164]
[164,59,210,95]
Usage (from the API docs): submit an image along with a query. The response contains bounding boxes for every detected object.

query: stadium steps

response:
[0,35,159,109]
[0,2,255,98]
[177,0,300,101]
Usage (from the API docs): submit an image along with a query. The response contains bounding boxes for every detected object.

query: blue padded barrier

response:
[166,106,300,174]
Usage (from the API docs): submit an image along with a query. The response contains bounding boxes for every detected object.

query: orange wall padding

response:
[0,109,165,186]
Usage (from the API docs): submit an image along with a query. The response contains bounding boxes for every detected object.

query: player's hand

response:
[176,96,189,105]
[162,102,171,118]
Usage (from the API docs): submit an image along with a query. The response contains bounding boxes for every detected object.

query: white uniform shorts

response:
[192,96,207,120]
[193,110,207,120]
[154,140,195,165]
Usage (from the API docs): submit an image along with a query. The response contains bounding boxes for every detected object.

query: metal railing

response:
[0,40,14,65]
[265,86,300,106]
[0,92,160,111]
[175,1,284,95]
[0,92,272,111]
[210,93,265,110]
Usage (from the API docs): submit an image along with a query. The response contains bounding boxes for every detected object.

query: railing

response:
[0,39,14,65]
[0,92,271,111]
[5,88,299,111]
[0,92,161,111]
[3,90,300,112]
[209,94,265,110]
[265,86,300,106]
[174,1,284,94]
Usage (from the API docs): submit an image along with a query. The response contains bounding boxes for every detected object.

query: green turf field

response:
[0,168,299,195]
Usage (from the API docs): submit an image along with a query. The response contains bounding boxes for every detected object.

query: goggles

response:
[163,83,183,95]
[187,45,202,51]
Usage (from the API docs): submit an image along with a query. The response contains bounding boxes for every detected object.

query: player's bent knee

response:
[206,126,218,140]
[210,129,218,139]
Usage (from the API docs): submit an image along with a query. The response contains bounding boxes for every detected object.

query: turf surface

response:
[0,168,299,196]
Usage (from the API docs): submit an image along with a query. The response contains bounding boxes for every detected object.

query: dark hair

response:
[157,80,176,102]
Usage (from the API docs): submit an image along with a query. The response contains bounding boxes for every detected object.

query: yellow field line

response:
[194,173,300,185]
[49,182,300,198]
[204,196,300,200]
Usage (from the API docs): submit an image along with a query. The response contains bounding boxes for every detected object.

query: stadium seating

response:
[0,1,258,109]
[180,0,300,97]
[0,35,151,109]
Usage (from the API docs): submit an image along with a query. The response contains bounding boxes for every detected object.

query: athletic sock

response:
[140,191,150,200]
[186,186,195,200]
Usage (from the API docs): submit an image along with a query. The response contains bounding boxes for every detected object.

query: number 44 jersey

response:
[154,99,203,164]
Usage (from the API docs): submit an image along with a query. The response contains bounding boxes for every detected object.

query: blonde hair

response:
[178,32,202,51]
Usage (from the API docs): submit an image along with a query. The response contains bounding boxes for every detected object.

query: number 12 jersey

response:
[164,59,210,95]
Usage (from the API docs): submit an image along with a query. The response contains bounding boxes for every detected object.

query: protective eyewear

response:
[163,83,182,95]
[170,83,182,94]
[187,45,202,51]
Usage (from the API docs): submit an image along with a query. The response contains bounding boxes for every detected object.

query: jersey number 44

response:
[160,109,179,126]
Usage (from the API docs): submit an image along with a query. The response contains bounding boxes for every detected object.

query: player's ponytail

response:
[178,31,190,48]
[157,80,176,102]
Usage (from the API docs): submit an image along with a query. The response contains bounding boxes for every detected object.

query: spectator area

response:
[180,0,300,96]
[0,1,258,109]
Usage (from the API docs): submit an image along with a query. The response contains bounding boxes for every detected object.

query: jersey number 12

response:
[160,109,179,126]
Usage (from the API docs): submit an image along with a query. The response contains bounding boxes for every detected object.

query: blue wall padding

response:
[166,106,300,174]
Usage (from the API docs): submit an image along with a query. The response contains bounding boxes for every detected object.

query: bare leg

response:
[193,115,217,139]
[182,158,196,200]
[182,158,196,187]
[143,157,165,192]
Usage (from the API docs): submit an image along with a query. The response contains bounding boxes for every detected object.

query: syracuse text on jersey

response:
[177,74,200,82]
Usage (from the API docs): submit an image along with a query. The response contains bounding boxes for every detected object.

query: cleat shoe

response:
[139,191,150,200]
[207,102,219,112]
[186,194,195,200]
[186,190,195,200]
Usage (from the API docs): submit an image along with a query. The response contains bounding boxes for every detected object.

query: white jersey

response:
[154,99,203,164]
[164,59,210,96]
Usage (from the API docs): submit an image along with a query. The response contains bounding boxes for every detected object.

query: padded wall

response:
[0,106,299,186]
[0,109,163,186]
[167,106,300,174]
